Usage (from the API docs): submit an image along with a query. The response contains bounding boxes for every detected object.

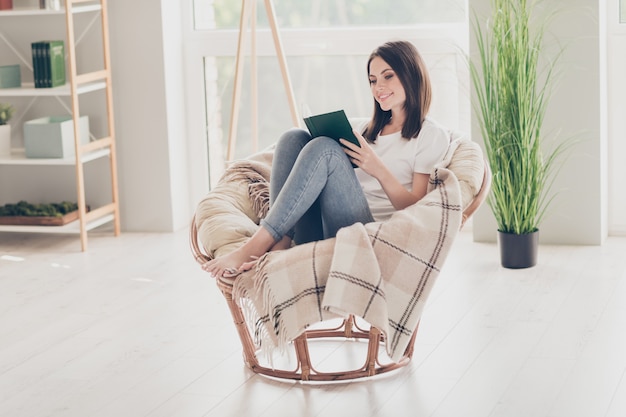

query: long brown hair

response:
[363,40,432,142]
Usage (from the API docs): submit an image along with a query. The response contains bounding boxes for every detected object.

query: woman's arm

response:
[340,131,429,211]
[375,169,429,211]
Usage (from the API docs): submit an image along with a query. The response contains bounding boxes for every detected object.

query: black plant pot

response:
[497,230,539,269]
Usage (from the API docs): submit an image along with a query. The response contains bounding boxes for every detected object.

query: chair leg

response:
[402,322,419,359]
[343,315,355,338]
[365,327,382,376]
[220,285,260,370]
[293,334,312,381]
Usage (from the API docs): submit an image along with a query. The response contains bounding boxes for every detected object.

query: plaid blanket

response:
[233,161,463,362]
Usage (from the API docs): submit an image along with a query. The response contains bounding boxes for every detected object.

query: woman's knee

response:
[301,136,348,164]
[276,128,311,151]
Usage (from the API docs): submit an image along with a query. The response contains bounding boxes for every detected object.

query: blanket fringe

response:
[233,253,290,368]
[219,161,270,220]
[248,182,269,219]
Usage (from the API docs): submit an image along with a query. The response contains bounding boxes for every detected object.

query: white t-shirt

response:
[351,117,451,222]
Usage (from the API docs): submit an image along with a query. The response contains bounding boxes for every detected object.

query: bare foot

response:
[202,247,255,278]
[202,226,277,278]
[239,256,259,273]
[233,237,292,274]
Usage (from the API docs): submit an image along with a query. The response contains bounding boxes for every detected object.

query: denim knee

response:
[275,128,311,152]
[275,130,344,158]
[301,136,350,165]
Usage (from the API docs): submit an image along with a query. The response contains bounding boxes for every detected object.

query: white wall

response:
[470,0,608,245]
[108,0,192,232]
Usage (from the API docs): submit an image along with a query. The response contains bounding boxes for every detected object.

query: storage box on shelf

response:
[24,115,89,158]
[0,64,20,88]
[0,124,10,156]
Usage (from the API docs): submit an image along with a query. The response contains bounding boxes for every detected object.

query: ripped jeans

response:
[261,128,374,244]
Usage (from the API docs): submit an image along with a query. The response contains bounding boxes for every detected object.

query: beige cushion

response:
[446,139,484,210]
[195,147,273,259]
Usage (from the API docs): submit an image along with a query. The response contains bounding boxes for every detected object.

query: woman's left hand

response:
[340,130,385,178]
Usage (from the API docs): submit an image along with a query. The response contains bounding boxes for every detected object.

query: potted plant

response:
[470,0,569,268]
[0,102,15,157]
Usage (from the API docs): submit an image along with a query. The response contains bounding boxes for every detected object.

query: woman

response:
[204,40,451,278]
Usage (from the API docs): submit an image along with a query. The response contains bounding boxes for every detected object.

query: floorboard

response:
[1,229,625,417]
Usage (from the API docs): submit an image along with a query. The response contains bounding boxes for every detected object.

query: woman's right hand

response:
[340,130,385,178]
[342,130,426,211]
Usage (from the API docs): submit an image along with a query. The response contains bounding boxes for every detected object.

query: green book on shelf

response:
[41,42,50,88]
[31,40,65,88]
[47,40,66,88]
[31,42,43,88]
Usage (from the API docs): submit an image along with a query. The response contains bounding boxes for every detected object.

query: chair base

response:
[216,274,417,382]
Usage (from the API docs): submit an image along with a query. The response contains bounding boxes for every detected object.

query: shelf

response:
[0,0,119,251]
[0,147,110,166]
[0,4,101,17]
[0,213,114,234]
[0,81,106,97]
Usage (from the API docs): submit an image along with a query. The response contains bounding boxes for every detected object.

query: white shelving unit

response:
[0,3,101,16]
[0,0,119,251]
[0,147,110,165]
[0,80,106,96]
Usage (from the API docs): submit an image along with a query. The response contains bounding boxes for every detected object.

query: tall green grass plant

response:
[471,0,567,235]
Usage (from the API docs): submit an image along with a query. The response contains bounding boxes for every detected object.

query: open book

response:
[303,110,361,148]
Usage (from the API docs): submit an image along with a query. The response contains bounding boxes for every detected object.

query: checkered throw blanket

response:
[233,162,463,362]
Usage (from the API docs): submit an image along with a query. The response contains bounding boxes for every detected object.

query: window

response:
[194,0,466,29]
[186,0,469,186]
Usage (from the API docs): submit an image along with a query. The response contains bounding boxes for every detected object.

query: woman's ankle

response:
[243,226,278,258]
[271,236,292,251]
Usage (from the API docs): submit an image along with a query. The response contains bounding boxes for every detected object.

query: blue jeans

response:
[261,128,374,244]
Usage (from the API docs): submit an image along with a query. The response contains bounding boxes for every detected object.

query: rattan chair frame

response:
[190,161,491,382]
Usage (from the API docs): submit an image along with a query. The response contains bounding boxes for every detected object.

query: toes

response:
[222,268,241,279]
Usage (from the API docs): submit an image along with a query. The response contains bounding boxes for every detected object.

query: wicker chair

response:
[190,141,491,382]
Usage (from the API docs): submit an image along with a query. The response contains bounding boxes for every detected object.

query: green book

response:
[31,42,43,88]
[32,40,65,88]
[47,40,65,88]
[303,110,361,148]
[42,42,50,87]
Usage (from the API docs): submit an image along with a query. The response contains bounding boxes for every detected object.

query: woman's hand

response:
[340,130,385,178]
[340,130,429,211]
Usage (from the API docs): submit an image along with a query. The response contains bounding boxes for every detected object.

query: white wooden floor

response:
[1,228,626,417]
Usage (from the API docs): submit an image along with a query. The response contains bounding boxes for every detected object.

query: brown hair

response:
[363,40,432,142]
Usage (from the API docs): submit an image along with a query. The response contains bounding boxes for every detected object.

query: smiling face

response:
[362,40,432,142]
[368,56,406,114]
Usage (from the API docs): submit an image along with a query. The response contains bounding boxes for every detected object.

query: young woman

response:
[203,40,451,278]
